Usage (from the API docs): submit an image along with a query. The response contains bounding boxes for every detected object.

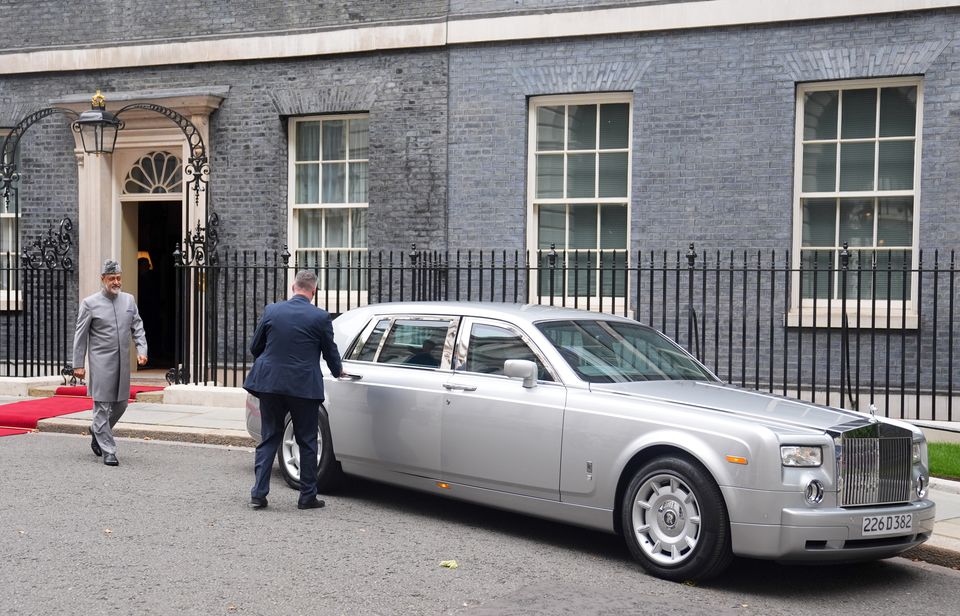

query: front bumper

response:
[729,498,935,561]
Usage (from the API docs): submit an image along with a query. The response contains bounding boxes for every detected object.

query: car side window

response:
[377,319,452,367]
[462,323,551,381]
[349,318,390,362]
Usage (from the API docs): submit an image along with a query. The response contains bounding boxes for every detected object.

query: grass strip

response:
[928,441,960,481]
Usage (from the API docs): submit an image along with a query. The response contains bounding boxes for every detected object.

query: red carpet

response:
[0,427,30,437]
[0,396,94,431]
[0,386,166,438]
[55,385,164,400]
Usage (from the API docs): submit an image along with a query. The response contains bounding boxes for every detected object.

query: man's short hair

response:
[293,270,318,292]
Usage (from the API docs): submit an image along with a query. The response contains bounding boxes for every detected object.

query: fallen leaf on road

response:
[226,604,237,612]
[439,560,458,569]
[104,529,112,534]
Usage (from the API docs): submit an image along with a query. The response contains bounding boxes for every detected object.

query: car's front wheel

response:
[620,456,732,582]
[277,406,343,492]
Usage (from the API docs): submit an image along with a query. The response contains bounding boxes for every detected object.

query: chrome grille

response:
[839,436,912,507]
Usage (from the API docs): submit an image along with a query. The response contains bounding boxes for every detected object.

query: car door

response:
[326,315,458,479]
[441,317,566,500]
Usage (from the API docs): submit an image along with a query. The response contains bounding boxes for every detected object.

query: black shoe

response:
[297,498,325,510]
[103,453,119,466]
[249,496,268,510]
[90,434,102,457]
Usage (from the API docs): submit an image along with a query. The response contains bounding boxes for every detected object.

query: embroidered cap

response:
[101,259,122,275]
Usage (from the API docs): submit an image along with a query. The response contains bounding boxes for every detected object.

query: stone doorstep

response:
[36,416,255,448]
[25,384,166,403]
[136,390,165,403]
[0,376,63,397]
[26,385,60,398]
[21,384,248,407]
[162,384,247,408]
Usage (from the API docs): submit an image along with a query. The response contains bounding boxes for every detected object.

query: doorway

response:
[135,201,181,369]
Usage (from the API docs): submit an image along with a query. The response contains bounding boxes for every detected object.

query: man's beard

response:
[104,283,122,296]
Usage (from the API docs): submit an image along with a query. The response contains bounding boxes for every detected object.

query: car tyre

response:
[277,405,343,492]
[621,456,732,582]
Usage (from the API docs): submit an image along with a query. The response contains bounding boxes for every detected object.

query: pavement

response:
[1,388,959,571]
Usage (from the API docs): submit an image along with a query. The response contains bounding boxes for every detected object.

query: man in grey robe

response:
[72,259,148,466]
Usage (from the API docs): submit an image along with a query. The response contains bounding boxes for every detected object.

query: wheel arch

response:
[612,443,729,536]
[318,402,338,461]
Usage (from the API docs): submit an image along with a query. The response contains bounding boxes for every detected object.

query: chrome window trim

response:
[346,316,389,360]
[348,314,460,370]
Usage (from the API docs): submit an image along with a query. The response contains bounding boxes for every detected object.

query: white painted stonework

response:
[163,384,247,408]
[0,376,62,397]
[1,1,958,75]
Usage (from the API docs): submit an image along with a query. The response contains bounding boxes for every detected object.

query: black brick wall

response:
[0,1,448,51]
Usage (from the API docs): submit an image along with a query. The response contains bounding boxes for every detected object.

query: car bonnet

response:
[589,380,870,433]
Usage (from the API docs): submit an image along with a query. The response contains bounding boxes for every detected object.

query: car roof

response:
[334,301,639,328]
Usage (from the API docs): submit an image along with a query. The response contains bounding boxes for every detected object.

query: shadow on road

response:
[322,476,942,593]
[328,476,628,559]
[710,554,928,592]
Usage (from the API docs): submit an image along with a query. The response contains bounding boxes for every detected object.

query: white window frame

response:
[287,114,369,302]
[789,76,923,328]
[526,92,633,312]
[1,127,21,311]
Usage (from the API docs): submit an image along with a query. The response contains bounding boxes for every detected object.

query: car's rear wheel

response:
[621,456,732,582]
[277,406,343,492]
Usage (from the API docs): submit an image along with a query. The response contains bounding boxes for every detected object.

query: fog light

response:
[916,474,927,498]
[804,480,824,504]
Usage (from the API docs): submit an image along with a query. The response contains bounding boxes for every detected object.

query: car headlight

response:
[912,441,922,464]
[781,445,822,467]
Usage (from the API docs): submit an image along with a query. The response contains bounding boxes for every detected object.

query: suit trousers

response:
[251,393,321,503]
[91,400,129,456]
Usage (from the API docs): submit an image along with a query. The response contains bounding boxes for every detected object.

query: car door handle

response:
[339,374,363,381]
[443,383,477,392]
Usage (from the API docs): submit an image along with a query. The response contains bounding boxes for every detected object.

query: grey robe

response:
[72,290,148,402]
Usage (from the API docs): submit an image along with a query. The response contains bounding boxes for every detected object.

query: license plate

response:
[861,513,913,537]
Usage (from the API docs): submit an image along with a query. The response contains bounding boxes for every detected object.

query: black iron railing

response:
[171,244,958,422]
[0,218,76,379]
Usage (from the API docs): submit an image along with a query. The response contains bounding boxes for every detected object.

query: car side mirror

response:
[504,359,538,388]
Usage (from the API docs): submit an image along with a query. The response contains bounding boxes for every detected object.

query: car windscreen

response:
[536,320,715,383]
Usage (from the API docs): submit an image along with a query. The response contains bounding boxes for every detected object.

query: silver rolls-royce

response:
[245,302,935,582]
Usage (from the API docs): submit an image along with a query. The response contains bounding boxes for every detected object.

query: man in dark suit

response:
[243,270,344,510]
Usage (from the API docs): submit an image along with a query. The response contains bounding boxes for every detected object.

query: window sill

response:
[0,293,22,312]
[785,307,918,330]
[313,289,370,315]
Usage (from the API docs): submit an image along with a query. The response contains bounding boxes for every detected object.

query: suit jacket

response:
[243,295,343,400]
[72,290,148,402]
